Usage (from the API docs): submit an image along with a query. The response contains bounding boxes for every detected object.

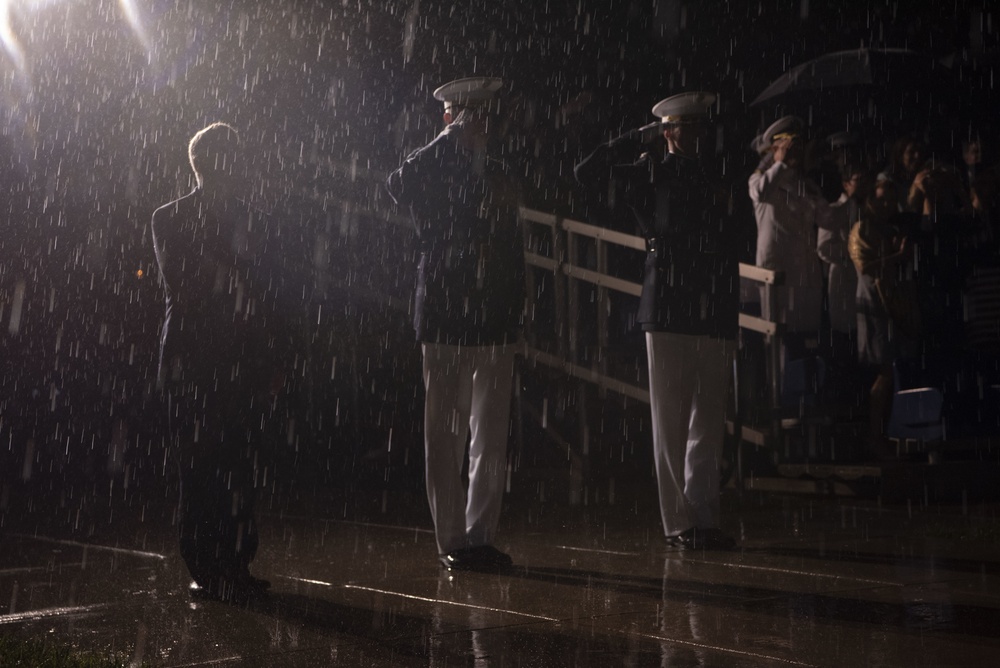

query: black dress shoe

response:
[439,545,513,572]
[665,527,737,551]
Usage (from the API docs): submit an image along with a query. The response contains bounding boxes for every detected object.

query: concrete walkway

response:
[2,483,1000,666]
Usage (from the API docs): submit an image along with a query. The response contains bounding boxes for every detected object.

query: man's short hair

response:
[188,122,239,184]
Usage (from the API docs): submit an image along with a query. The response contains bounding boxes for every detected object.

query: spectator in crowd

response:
[818,163,868,396]
[960,134,999,246]
[848,173,918,458]
[886,135,927,210]
[908,158,969,219]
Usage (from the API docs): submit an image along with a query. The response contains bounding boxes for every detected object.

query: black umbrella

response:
[751,48,938,106]
[750,48,959,138]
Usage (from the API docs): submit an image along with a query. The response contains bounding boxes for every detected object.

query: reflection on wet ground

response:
[2,489,1000,666]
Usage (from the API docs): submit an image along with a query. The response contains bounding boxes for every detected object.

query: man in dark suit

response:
[575,92,739,550]
[386,77,524,571]
[152,122,289,602]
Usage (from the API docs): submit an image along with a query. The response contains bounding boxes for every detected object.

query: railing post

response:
[764,280,782,455]
[520,213,537,347]
[566,223,579,364]
[552,216,568,360]
[596,237,610,389]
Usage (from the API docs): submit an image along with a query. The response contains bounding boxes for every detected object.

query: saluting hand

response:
[772,137,791,165]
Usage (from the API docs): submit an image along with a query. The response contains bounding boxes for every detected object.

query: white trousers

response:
[646,332,733,536]
[422,343,516,555]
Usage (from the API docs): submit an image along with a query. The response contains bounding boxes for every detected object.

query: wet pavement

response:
[2,483,1000,667]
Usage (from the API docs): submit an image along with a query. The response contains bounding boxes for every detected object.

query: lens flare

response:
[0,0,151,73]
[117,0,151,54]
[0,1,26,71]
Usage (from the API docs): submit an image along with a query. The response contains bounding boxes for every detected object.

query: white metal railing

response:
[519,206,784,417]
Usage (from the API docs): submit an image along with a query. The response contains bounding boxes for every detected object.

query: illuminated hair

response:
[188,122,239,185]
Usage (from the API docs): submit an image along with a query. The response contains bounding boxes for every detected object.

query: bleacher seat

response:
[886,361,944,443]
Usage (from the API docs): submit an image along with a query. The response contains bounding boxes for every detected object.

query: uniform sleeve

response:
[574,133,657,239]
[573,132,646,191]
[385,149,420,207]
[747,160,787,205]
[386,145,436,238]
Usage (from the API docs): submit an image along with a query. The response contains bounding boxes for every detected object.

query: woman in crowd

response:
[848,173,919,458]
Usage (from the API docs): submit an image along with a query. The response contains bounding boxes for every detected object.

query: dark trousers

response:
[168,384,275,589]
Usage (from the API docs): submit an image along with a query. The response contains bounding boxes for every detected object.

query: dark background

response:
[1,0,997,530]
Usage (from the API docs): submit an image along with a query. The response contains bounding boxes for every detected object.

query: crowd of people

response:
[748,115,1000,457]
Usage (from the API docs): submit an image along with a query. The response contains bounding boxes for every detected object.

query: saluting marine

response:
[749,115,835,342]
[386,77,525,571]
[575,92,740,550]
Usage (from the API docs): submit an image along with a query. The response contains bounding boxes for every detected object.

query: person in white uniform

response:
[749,116,835,357]
[575,92,739,550]
[386,77,524,571]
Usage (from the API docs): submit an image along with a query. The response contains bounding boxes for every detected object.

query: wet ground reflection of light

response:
[0,603,108,625]
[11,533,167,560]
[282,575,560,622]
[344,583,560,622]
[676,556,902,587]
[632,629,818,667]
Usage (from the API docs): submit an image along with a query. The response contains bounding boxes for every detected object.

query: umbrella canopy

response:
[751,48,926,106]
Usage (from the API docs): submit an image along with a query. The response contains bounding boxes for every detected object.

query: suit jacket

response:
[386,124,525,346]
[575,134,739,339]
[151,189,291,393]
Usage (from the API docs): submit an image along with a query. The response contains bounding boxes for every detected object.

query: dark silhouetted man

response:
[153,122,288,603]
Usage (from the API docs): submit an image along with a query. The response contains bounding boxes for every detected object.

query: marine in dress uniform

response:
[748,116,835,345]
[386,78,524,571]
[575,92,738,550]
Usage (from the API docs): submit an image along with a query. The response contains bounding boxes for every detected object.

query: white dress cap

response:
[651,91,716,122]
[754,115,805,153]
[433,77,503,105]
[763,115,805,143]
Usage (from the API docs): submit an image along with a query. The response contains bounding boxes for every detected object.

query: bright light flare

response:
[118,0,151,54]
[0,0,79,72]
[0,0,27,72]
[5,0,71,11]
[0,0,153,72]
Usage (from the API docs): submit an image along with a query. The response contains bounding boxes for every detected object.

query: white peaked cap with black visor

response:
[433,77,503,115]
[651,91,716,124]
[756,115,805,153]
